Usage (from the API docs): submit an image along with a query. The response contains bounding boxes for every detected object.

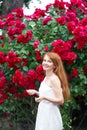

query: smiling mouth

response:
[43,65,49,67]
[43,66,50,69]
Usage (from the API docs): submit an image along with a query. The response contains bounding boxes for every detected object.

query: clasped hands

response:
[26,89,44,102]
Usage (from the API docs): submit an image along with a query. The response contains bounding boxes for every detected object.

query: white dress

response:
[35,78,63,130]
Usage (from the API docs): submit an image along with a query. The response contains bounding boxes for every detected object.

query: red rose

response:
[46,4,53,11]
[12,69,24,87]
[17,34,25,43]
[83,66,87,74]
[28,81,36,89]
[66,11,76,22]
[55,16,66,25]
[23,90,30,97]
[0,90,8,104]
[71,68,78,77]
[54,0,65,9]
[35,50,42,61]
[16,93,23,99]
[37,75,44,82]
[12,8,24,18]
[66,52,78,61]
[9,123,14,128]
[71,0,82,7]
[44,46,49,51]
[6,85,17,94]
[0,76,7,89]
[0,20,6,28]
[15,20,26,30]
[5,111,10,116]
[0,52,6,64]
[17,30,32,43]
[42,16,52,25]
[27,70,37,81]
[77,42,85,50]
[67,21,76,33]
[5,51,21,68]
[31,8,46,20]
[0,71,4,77]
[33,39,40,49]
[36,65,45,82]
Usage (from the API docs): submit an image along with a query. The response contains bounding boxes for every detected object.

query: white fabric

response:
[35,79,63,130]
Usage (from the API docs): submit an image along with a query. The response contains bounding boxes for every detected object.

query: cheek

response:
[48,64,54,69]
[51,64,55,69]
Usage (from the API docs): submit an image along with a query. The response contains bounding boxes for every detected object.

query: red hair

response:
[44,52,70,100]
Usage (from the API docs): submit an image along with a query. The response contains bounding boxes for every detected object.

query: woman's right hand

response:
[26,89,38,96]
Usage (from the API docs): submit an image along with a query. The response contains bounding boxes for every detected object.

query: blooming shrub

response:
[0,0,87,129]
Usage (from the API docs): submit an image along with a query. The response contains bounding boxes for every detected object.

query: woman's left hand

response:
[35,96,44,102]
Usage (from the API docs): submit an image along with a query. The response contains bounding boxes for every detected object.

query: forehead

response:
[43,55,50,59]
[43,55,53,62]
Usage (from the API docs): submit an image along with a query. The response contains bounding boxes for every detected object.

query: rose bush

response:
[0,0,87,129]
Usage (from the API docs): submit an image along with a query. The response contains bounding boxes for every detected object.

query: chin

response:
[43,68,47,71]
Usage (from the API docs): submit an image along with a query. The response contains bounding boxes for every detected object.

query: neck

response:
[45,70,53,77]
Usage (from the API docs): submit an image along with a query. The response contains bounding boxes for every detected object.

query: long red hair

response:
[44,52,70,100]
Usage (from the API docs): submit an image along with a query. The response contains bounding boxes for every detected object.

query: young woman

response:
[27,52,70,130]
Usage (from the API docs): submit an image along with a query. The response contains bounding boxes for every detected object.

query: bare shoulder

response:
[50,74,60,82]
[50,74,61,87]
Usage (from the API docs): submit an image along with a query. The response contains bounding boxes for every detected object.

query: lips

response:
[43,65,49,68]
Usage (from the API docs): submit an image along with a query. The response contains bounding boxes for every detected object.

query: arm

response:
[48,76,64,105]
[26,89,39,96]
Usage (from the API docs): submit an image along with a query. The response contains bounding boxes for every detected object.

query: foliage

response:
[0,0,87,129]
[0,0,3,14]
[0,128,12,130]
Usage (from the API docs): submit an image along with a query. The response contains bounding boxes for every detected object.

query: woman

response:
[27,52,70,130]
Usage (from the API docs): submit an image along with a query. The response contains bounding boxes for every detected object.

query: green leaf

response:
[23,66,29,72]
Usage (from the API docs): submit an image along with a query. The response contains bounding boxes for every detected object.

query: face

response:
[42,55,55,72]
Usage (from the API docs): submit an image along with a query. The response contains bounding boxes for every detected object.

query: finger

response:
[35,98,39,102]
